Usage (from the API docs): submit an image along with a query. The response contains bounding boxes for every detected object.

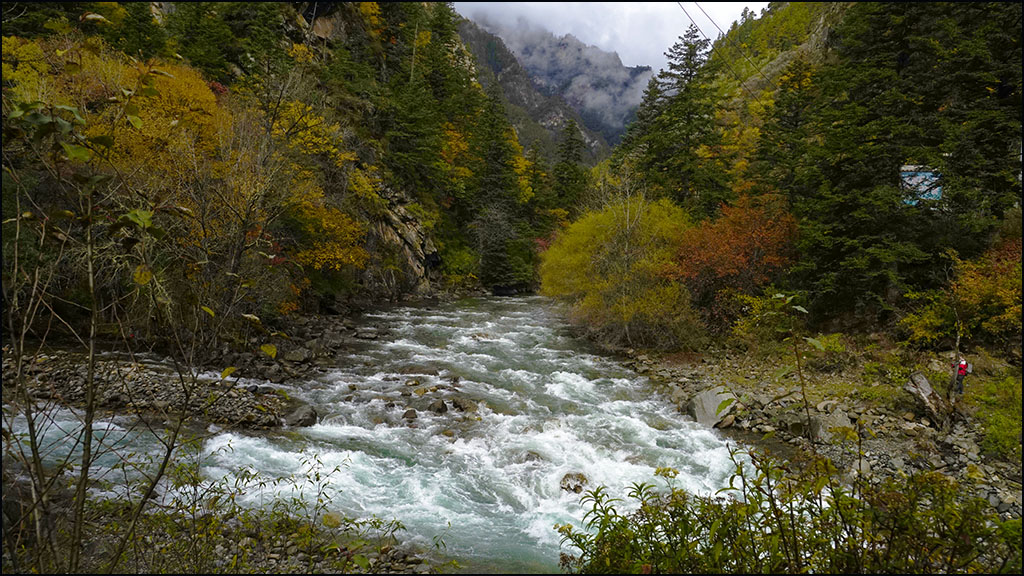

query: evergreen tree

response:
[781,2,1022,318]
[625,25,727,215]
[471,86,533,291]
[105,2,167,59]
[618,76,665,155]
[553,120,588,215]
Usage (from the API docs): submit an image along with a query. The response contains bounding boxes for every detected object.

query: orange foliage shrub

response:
[669,195,796,328]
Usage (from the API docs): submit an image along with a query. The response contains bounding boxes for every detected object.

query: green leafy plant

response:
[557,448,1022,574]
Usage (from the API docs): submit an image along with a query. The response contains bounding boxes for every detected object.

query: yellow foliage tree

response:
[541,197,704,349]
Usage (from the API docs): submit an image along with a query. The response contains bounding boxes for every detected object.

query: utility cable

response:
[674,1,769,111]
[693,1,779,93]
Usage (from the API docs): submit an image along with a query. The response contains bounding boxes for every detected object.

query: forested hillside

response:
[457,19,610,165]
[545,1,1021,352]
[2,2,595,355]
[2,2,1023,574]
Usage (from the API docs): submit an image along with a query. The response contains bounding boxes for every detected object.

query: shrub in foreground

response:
[557,451,1021,574]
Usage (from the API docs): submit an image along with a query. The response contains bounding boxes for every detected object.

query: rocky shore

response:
[623,348,1022,520]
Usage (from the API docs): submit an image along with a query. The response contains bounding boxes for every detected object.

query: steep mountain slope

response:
[470,15,653,146]
[457,19,609,164]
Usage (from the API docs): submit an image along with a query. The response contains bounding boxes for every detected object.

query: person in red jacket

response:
[952,357,968,394]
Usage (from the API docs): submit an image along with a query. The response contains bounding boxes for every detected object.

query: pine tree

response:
[553,120,588,215]
[471,86,533,291]
[627,25,727,214]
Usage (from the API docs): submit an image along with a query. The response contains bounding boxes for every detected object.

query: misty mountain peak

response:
[470,14,652,145]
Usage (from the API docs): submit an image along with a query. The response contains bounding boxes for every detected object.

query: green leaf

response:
[121,209,153,229]
[54,105,85,125]
[88,134,114,148]
[352,555,370,570]
[260,344,277,359]
[804,337,825,351]
[201,306,215,317]
[792,305,809,314]
[133,264,153,285]
[221,367,236,379]
[60,142,92,163]
[127,115,143,130]
[241,313,261,324]
[716,397,735,415]
[773,366,792,380]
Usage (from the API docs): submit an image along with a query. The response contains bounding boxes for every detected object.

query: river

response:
[11,296,743,573]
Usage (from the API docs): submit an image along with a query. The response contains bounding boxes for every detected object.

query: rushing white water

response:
[8,296,742,573]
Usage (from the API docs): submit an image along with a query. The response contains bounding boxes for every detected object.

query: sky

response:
[454,2,771,73]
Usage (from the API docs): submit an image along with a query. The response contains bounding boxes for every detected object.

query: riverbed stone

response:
[560,472,589,494]
[715,414,735,429]
[286,404,318,427]
[428,399,448,414]
[283,347,312,363]
[810,408,853,443]
[686,386,736,428]
[403,409,418,420]
[452,397,477,412]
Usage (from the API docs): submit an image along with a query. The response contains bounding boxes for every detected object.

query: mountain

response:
[469,15,654,146]
[457,19,609,164]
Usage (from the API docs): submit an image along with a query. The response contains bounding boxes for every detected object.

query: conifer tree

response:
[625,25,726,214]
[553,120,588,215]
[472,86,533,291]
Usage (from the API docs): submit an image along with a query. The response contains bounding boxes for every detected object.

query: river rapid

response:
[13,296,743,572]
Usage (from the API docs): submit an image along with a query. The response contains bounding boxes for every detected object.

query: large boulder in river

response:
[560,472,589,494]
[686,386,736,428]
[286,404,318,427]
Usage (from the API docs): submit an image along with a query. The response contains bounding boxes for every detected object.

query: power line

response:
[693,1,779,93]
[674,2,769,111]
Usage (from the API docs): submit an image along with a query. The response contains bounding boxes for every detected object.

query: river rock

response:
[686,386,736,428]
[286,404,318,427]
[560,472,589,494]
[715,414,735,429]
[451,397,477,412]
[903,372,950,427]
[283,347,312,363]
[810,409,853,442]
[428,399,448,414]
[403,409,418,420]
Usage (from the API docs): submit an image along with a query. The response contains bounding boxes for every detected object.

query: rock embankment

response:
[624,350,1022,520]
[2,350,286,428]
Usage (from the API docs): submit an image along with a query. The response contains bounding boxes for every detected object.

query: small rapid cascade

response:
[10,297,742,573]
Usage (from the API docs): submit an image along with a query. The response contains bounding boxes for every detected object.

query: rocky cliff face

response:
[458,19,610,164]
[467,16,652,146]
[359,187,442,300]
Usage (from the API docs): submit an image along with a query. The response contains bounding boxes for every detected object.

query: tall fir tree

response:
[553,120,588,216]
[625,25,727,215]
[778,2,1022,319]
